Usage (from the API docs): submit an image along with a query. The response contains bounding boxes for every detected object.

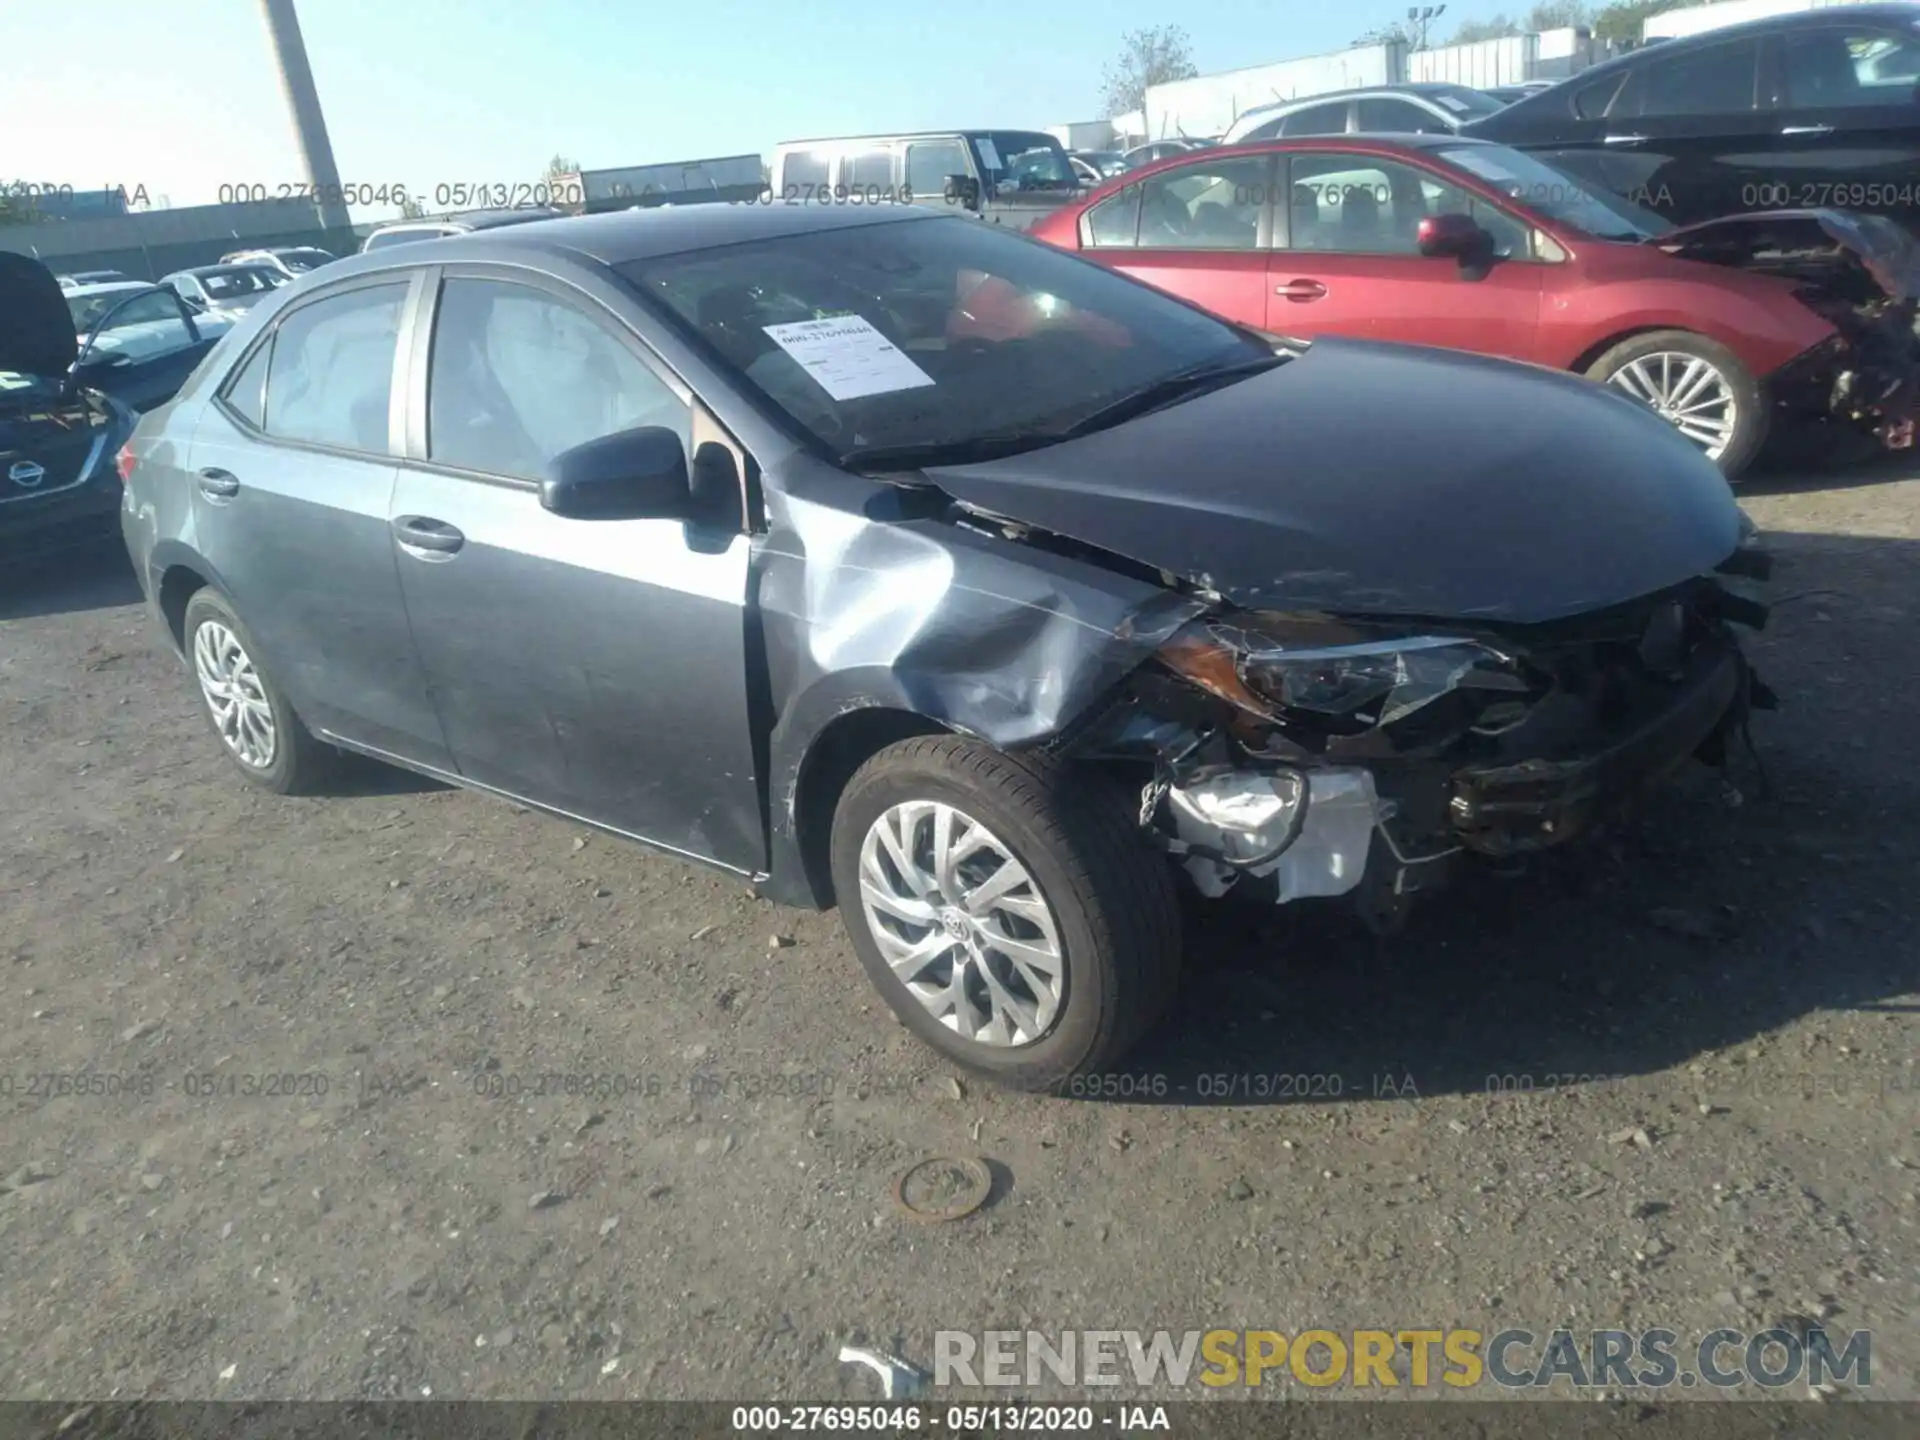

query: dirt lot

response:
[1,456,1916,1406]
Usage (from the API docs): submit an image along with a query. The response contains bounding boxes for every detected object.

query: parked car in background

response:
[770,130,1083,229]
[359,208,567,252]
[1483,80,1559,105]
[2,256,169,562]
[1121,139,1216,169]
[1463,4,1920,233]
[1222,84,1508,143]
[119,203,1769,1084]
[1031,133,1920,477]
[56,270,132,290]
[162,264,287,321]
[220,246,337,280]
[1069,150,1129,184]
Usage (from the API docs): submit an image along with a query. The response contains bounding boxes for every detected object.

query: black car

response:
[1,255,149,561]
[119,204,1771,1087]
[1464,3,1920,233]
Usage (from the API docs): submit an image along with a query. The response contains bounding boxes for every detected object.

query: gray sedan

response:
[117,204,1766,1087]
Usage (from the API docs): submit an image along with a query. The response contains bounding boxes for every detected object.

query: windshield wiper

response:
[837,432,1061,472]
[1055,354,1286,440]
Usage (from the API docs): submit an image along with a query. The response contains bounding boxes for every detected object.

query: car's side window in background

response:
[1357,98,1443,133]
[426,278,690,482]
[782,151,830,188]
[222,337,273,428]
[1619,39,1760,117]
[1783,27,1920,108]
[261,283,407,453]
[1281,102,1349,136]
[843,150,894,189]
[1085,184,1142,247]
[1413,174,1533,258]
[906,141,969,198]
[1285,155,1480,255]
[1135,156,1268,249]
[1240,118,1286,142]
[1573,72,1626,118]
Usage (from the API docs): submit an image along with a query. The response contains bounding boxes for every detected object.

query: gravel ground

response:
[1,456,1916,1405]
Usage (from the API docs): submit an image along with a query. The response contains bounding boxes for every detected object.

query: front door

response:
[1267,153,1545,361]
[185,274,451,766]
[1094,151,1277,330]
[72,289,219,413]
[389,268,763,872]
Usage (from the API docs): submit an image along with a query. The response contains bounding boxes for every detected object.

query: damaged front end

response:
[1656,209,1920,449]
[1062,549,1776,933]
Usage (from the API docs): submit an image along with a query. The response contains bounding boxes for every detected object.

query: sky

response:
[1,0,1522,220]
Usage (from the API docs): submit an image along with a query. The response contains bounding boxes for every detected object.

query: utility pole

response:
[1407,4,1447,50]
[256,0,351,237]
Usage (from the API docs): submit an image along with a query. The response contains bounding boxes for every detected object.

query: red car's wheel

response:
[1586,330,1767,480]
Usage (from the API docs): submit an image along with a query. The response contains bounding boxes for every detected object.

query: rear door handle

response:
[196,467,239,500]
[1275,279,1328,302]
[392,515,465,557]
[1602,133,1649,145]
[1779,124,1833,137]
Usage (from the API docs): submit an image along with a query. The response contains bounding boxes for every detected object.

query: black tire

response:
[1584,330,1767,481]
[829,736,1182,1091]
[181,587,334,795]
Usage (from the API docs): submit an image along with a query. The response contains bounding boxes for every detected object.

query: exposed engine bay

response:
[1060,539,1777,933]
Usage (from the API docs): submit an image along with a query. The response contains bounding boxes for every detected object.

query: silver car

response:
[117,205,1767,1087]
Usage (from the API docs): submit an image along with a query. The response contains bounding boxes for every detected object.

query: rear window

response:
[1573,72,1626,118]
[260,284,407,452]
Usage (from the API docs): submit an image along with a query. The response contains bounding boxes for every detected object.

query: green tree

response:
[0,182,46,227]
[1452,15,1520,42]
[1353,22,1412,47]
[397,195,426,220]
[1101,26,1199,117]
[1524,0,1592,30]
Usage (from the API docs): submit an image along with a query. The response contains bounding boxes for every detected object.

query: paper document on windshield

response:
[762,316,936,402]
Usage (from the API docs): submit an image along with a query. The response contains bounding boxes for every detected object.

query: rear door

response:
[389,266,763,871]
[1761,20,1920,233]
[185,272,450,765]
[1597,33,1770,226]
[1077,151,1276,330]
[1268,151,1545,359]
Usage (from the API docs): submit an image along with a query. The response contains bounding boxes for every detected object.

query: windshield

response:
[200,267,283,301]
[971,132,1078,193]
[1424,87,1507,122]
[624,215,1272,464]
[1437,142,1673,240]
[276,248,334,271]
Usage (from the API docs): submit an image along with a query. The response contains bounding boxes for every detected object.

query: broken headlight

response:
[1159,622,1531,735]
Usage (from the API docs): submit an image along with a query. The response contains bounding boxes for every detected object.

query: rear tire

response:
[1585,330,1766,481]
[829,736,1181,1091]
[182,588,334,795]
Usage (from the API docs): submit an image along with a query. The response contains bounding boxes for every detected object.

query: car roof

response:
[179,263,274,277]
[1246,82,1487,113]
[65,280,153,296]
[316,202,944,283]
[370,208,564,235]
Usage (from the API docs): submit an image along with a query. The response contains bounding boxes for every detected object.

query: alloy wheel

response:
[1605,351,1738,460]
[192,619,277,770]
[856,799,1066,1047]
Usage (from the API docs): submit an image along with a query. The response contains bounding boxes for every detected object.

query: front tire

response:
[1586,330,1766,481]
[829,736,1182,1091]
[182,587,333,795]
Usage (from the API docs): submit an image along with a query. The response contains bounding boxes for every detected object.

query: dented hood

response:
[1648,208,1920,304]
[0,251,80,379]
[924,337,1743,625]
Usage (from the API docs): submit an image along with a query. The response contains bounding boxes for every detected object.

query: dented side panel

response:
[753,456,1209,907]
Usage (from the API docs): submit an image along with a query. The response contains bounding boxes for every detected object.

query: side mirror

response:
[1417,212,1494,263]
[944,173,982,211]
[540,425,691,520]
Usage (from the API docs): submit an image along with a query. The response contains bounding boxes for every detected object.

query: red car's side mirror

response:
[1418,212,1493,261]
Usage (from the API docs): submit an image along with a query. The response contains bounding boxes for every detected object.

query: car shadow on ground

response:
[1099,528,1920,1106]
[0,541,142,621]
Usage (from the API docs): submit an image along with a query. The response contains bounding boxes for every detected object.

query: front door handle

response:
[1602,133,1649,146]
[1779,124,1834,137]
[392,515,465,556]
[196,467,240,500]
[1275,279,1328,302]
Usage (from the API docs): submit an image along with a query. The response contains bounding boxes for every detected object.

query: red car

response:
[1029,134,1920,479]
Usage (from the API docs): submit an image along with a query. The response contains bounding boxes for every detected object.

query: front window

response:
[623,215,1275,465]
[1435,143,1672,240]
[971,132,1077,193]
[67,287,148,333]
